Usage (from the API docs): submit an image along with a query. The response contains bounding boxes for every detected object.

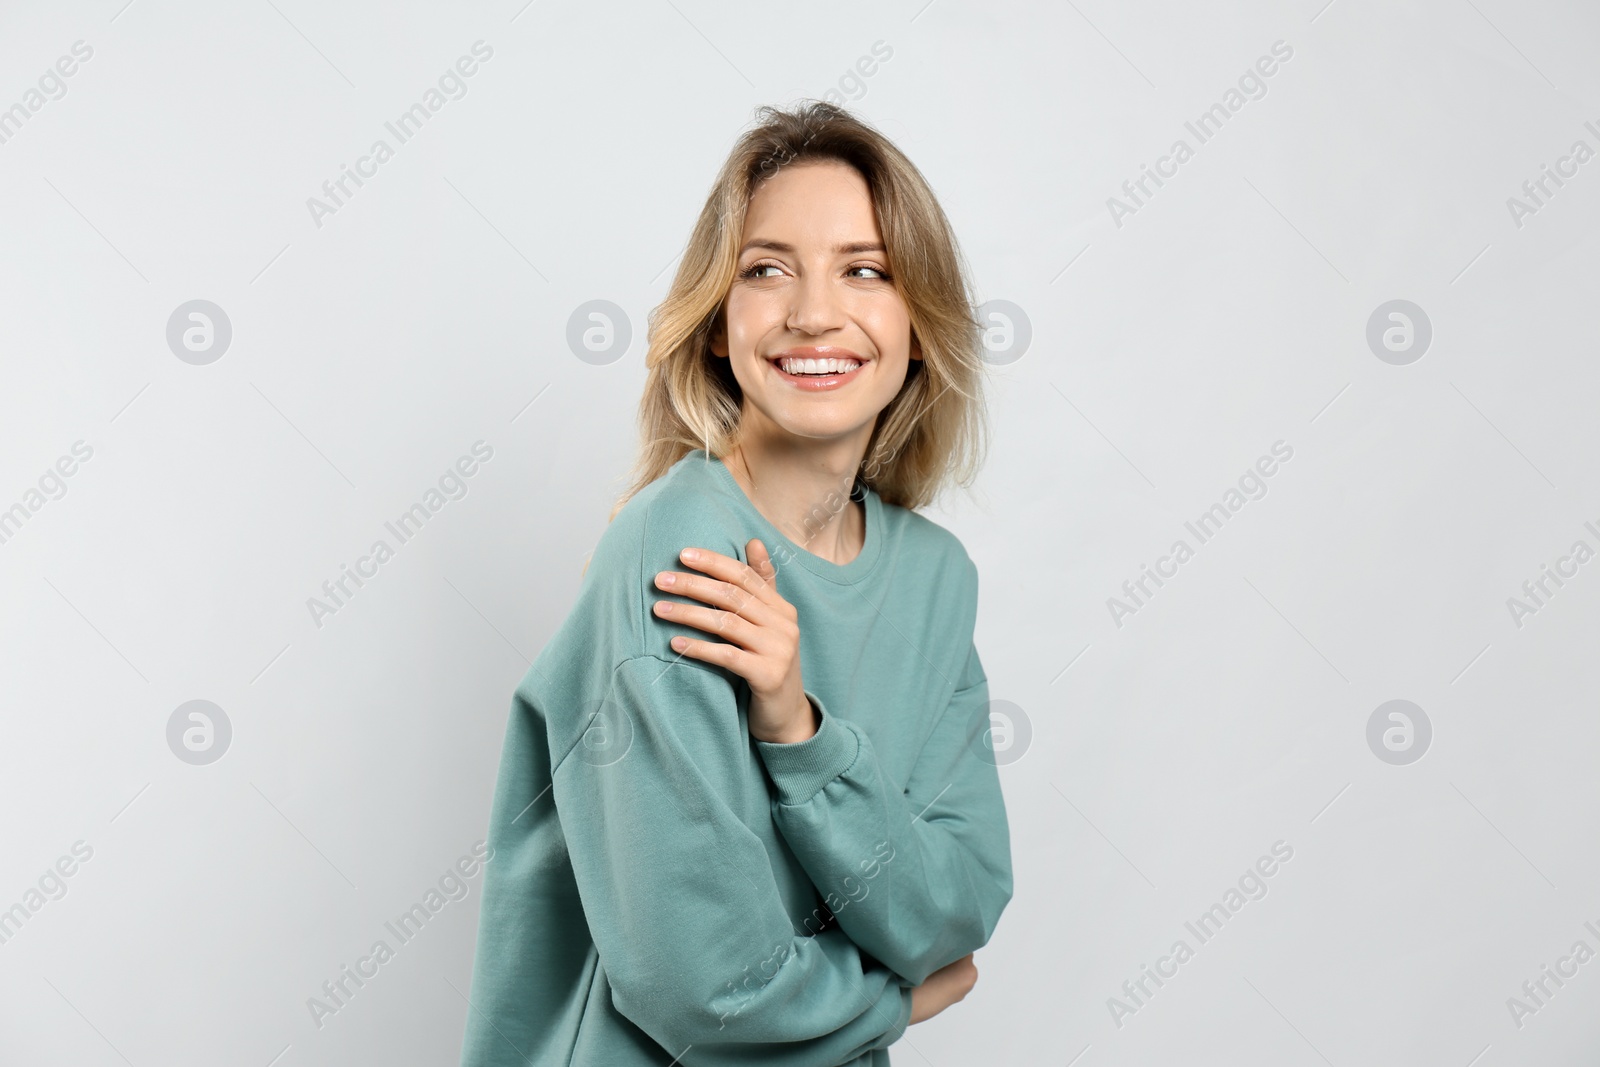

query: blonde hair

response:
[610,99,988,519]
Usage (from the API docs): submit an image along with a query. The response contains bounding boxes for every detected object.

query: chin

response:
[769,414,872,442]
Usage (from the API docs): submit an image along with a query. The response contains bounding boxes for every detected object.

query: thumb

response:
[748,538,776,580]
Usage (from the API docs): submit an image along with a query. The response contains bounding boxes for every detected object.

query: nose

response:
[786,267,846,337]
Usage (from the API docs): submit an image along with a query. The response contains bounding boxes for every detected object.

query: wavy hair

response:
[609,99,988,519]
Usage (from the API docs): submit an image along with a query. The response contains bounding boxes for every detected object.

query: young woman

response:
[460,101,1013,1067]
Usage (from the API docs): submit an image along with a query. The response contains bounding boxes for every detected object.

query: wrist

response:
[762,694,818,745]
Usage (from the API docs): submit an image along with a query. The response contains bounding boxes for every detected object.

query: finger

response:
[748,538,778,581]
[678,547,781,606]
[668,632,757,676]
[654,571,782,624]
[653,599,763,648]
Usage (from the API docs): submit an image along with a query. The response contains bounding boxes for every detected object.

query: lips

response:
[766,347,867,390]
[767,347,866,376]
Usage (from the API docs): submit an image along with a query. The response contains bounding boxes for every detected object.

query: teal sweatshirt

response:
[459,448,1013,1066]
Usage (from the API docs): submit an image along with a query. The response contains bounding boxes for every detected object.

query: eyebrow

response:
[739,239,886,256]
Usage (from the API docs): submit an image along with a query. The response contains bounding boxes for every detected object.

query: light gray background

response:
[2,1,1598,1064]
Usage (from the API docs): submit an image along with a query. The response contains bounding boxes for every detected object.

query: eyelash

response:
[738,262,892,282]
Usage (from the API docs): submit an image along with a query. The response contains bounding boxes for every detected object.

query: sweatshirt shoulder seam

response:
[546,653,731,778]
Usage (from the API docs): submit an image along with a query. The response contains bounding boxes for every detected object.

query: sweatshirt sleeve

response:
[753,634,1014,988]
[551,653,913,1066]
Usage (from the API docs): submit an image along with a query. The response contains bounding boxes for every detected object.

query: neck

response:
[722,429,869,566]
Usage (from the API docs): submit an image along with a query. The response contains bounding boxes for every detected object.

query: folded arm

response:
[755,638,1015,987]
[553,654,913,1066]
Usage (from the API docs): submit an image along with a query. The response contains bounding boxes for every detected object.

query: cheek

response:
[860,304,913,358]
[724,290,784,348]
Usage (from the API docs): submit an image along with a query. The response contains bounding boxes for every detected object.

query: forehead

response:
[743,159,880,242]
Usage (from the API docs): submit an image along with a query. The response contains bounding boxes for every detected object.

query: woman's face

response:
[710,159,921,449]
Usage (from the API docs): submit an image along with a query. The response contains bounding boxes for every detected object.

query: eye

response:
[739,261,784,279]
[849,264,892,281]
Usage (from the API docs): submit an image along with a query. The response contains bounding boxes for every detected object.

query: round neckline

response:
[697,449,882,584]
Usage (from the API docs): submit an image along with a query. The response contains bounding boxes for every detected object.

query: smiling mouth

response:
[769,355,865,376]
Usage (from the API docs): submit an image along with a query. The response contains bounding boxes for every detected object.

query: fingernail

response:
[657,572,676,587]
[682,548,699,561]
[671,636,688,651]
[655,601,673,614]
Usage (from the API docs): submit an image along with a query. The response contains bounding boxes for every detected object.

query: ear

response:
[708,308,729,359]
[909,331,923,361]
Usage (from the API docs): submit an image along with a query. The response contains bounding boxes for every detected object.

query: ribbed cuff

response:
[755,692,859,805]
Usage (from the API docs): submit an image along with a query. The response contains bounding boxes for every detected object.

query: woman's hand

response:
[909,953,978,1024]
[653,539,816,745]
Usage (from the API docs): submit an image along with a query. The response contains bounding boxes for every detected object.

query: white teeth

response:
[777,357,861,375]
